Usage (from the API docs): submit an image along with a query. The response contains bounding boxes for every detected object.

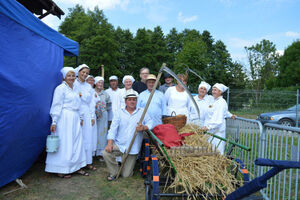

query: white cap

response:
[124,89,138,99]
[198,81,211,91]
[213,83,228,93]
[75,64,89,76]
[109,75,118,81]
[86,75,94,81]
[95,76,104,84]
[61,67,75,79]
[122,75,135,85]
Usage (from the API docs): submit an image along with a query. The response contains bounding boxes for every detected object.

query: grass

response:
[0,157,145,200]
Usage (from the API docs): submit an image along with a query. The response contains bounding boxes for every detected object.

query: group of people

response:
[45,65,234,180]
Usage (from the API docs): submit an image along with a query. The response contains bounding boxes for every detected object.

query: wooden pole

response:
[115,63,166,179]
[101,64,104,77]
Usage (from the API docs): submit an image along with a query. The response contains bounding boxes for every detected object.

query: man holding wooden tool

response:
[102,89,153,181]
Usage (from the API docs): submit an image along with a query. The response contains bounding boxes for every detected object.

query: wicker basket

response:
[162,111,187,130]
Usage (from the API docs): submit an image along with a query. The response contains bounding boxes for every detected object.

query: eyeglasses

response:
[141,73,149,75]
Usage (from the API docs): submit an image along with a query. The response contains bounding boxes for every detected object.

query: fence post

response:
[296,89,299,127]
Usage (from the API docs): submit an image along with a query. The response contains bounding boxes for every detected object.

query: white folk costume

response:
[105,76,120,122]
[45,67,86,174]
[94,76,111,156]
[204,83,230,155]
[164,86,191,120]
[74,64,95,165]
[189,81,213,126]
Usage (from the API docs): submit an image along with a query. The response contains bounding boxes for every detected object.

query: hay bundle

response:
[154,123,242,199]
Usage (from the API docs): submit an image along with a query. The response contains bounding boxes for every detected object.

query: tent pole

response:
[76,56,78,67]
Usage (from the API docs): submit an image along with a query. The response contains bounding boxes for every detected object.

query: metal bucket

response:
[46,134,60,153]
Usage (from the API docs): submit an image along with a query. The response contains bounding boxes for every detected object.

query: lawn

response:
[0,157,145,200]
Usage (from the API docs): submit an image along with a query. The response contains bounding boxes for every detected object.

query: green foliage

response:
[276,40,300,87]
[245,39,279,90]
[58,5,250,88]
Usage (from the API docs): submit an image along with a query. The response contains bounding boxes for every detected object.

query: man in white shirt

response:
[102,89,153,180]
[105,75,120,128]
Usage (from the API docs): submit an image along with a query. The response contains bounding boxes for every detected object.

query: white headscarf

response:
[61,67,75,79]
[213,83,228,93]
[94,76,104,84]
[75,64,89,76]
[122,75,135,85]
[86,75,94,81]
[198,81,211,91]
[109,75,118,81]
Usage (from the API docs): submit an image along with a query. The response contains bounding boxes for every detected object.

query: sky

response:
[42,0,300,66]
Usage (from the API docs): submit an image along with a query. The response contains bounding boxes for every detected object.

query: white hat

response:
[122,75,135,85]
[86,75,94,81]
[61,67,75,79]
[124,89,138,99]
[109,75,118,81]
[95,76,104,84]
[75,64,89,76]
[198,81,211,91]
[213,83,228,93]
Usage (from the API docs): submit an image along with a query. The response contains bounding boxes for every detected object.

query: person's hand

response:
[80,120,83,127]
[50,124,56,133]
[231,115,237,120]
[201,126,208,132]
[105,143,113,153]
[91,119,95,126]
[136,124,148,132]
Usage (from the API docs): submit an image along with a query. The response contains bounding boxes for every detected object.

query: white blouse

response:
[164,86,191,117]
[50,82,82,124]
[74,79,95,118]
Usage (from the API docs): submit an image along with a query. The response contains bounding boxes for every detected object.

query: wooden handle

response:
[101,65,104,77]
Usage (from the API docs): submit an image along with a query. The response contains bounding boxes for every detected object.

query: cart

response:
[139,130,300,200]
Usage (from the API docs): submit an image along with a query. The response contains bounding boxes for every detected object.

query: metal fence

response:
[226,118,300,200]
[259,123,300,200]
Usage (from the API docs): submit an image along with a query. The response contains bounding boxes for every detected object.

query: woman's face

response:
[65,71,76,85]
[86,77,95,87]
[198,87,207,98]
[124,79,133,89]
[177,78,186,89]
[78,68,89,81]
[212,87,222,98]
[96,81,104,90]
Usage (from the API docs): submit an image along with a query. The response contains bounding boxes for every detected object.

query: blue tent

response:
[0,0,79,187]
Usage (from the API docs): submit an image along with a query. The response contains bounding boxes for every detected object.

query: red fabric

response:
[179,132,195,139]
[152,124,183,148]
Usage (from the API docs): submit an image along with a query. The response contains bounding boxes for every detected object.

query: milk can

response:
[46,133,60,153]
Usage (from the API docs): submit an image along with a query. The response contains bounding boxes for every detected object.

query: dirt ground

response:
[0,157,145,200]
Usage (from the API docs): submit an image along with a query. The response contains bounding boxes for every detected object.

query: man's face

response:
[146,79,155,90]
[109,80,118,88]
[165,77,173,84]
[125,97,137,109]
[140,69,149,81]
[198,87,207,97]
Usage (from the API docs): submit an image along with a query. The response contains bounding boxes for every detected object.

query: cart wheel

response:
[151,155,160,200]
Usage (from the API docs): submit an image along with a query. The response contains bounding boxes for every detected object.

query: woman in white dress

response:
[45,67,88,178]
[74,64,97,171]
[203,83,231,155]
[189,81,214,126]
[94,76,111,160]
[165,74,191,120]
[117,75,138,109]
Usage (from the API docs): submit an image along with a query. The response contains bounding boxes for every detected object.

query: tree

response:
[165,28,183,66]
[150,26,170,72]
[245,39,279,90]
[276,40,300,87]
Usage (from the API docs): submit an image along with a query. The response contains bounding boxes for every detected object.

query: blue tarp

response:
[0,0,79,187]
